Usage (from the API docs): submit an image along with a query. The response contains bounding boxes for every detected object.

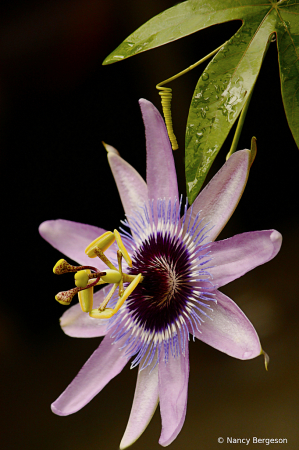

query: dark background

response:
[0,1,298,449]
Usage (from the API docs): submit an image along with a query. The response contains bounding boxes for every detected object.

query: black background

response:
[1,1,298,449]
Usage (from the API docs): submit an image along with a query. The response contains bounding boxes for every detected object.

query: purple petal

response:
[39,219,117,269]
[139,99,179,212]
[183,150,251,242]
[194,290,261,360]
[209,230,282,287]
[51,332,129,415]
[60,286,112,338]
[120,363,159,449]
[158,343,189,447]
[107,149,148,219]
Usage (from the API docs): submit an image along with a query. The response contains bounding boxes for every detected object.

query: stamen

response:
[76,270,94,312]
[99,283,118,311]
[54,229,143,318]
[113,273,142,315]
[89,307,115,319]
[93,247,118,271]
[85,231,115,257]
[78,285,94,312]
[114,229,132,267]
[89,273,142,319]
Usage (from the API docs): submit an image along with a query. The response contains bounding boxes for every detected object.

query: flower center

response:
[127,232,193,333]
[103,198,215,369]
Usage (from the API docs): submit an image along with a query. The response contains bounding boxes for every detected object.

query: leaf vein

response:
[279,9,299,15]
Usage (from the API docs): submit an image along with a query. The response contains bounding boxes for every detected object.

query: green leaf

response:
[103,0,267,64]
[277,1,299,150]
[103,0,299,203]
[186,13,274,202]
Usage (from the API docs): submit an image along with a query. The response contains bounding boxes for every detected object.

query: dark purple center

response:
[127,232,193,332]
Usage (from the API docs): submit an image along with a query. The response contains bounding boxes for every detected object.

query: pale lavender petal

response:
[107,149,148,219]
[39,219,117,269]
[60,286,112,338]
[120,362,159,449]
[51,332,128,415]
[158,343,189,447]
[183,150,251,242]
[139,99,179,209]
[194,290,261,360]
[209,230,282,287]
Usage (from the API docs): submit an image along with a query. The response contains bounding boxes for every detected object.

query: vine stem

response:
[156,41,227,88]
[226,87,255,160]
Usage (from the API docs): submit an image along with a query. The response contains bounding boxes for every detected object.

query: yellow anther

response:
[53,259,77,275]
[100,269,122,284]
[90,273,142,319]
[113,273,142,315]
[74,270,90,288]
[78,286,94,312]
[114,229,132,267]
[89,308,115,319]
[85,231,115,258]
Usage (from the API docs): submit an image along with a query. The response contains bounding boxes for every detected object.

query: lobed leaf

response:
[186,7,274,202]
[103,0,299,203]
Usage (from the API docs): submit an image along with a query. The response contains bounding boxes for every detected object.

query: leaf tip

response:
[261,349,270,371]
[250,136,257,166]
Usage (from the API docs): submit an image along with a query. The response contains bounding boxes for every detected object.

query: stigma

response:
[53,230,143,318]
